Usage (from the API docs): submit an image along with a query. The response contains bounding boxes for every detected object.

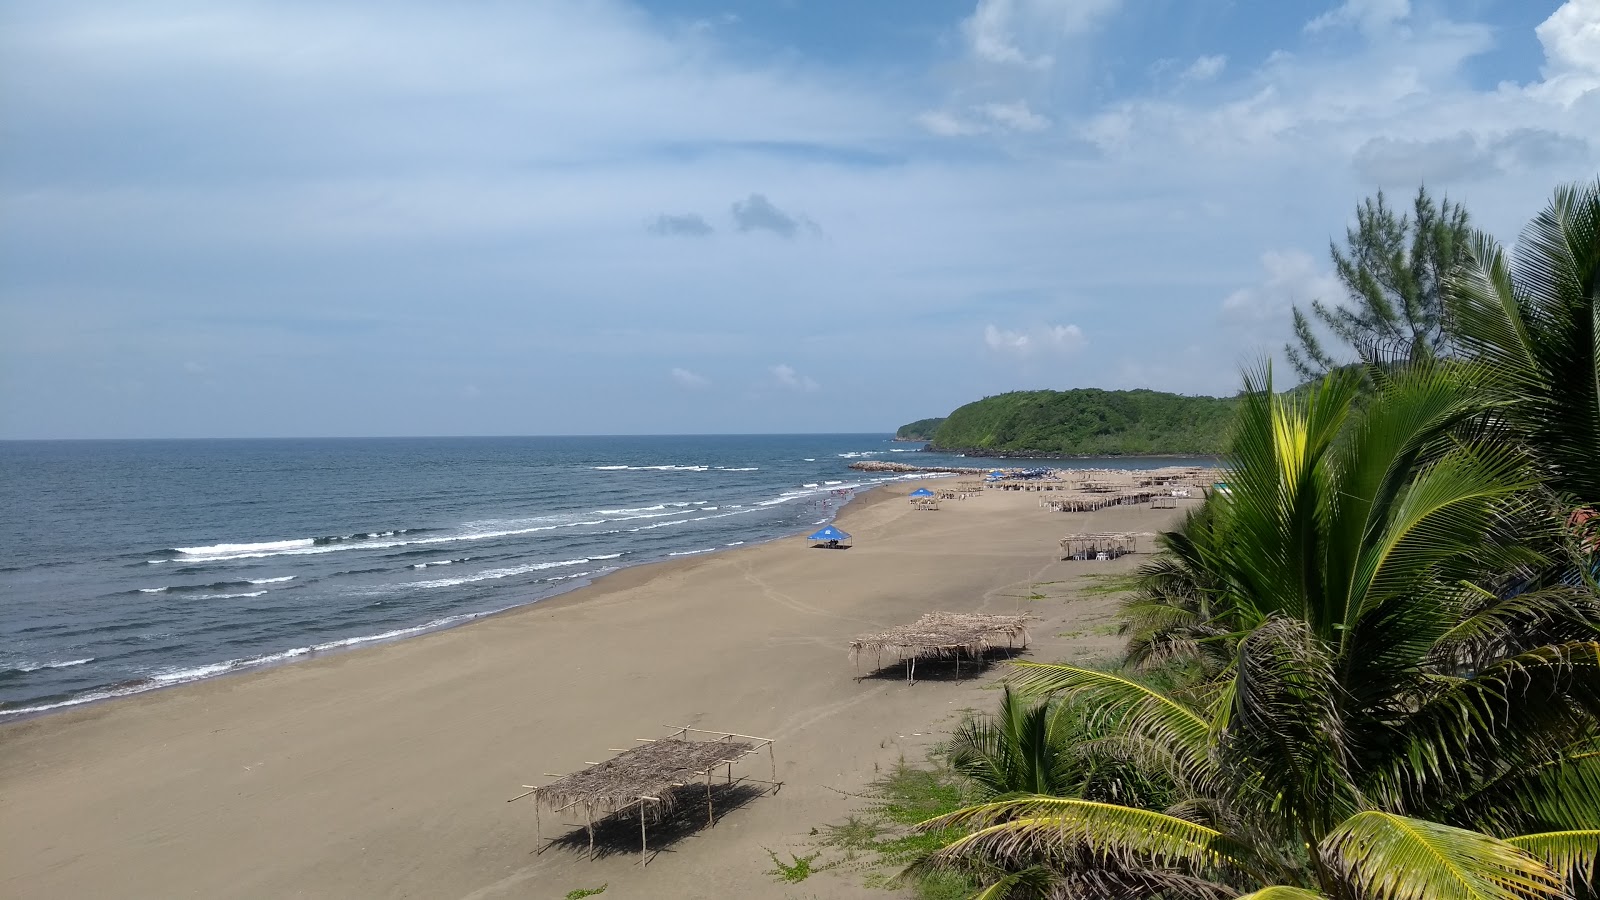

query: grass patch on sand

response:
[564,886,606,900]
[805,757,978,899]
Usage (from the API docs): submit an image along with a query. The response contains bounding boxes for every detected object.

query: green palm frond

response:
[1504,830,1600,891]
[1232,888,1328,900]
[1448,746,1600,834]
[1399,642,1600,795]
[1434,587,1600,671]
[1447,177,1600,507]
[1007,662,1214,784]
[1225,616,1357,837]
[918,796,1254,876]
[1322,811,1564,900]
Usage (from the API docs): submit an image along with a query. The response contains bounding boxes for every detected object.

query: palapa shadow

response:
[854,645,1027,683]
[540,782,768,861]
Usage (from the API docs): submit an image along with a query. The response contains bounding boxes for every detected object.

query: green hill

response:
[894,417,945,442]
[926,389,1236,457]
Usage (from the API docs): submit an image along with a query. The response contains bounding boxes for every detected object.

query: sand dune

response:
[0,485,1182,899]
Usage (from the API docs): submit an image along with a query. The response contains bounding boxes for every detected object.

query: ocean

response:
[0,435,1207,718]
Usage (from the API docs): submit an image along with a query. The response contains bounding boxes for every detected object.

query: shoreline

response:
[0,483,908,724]
[2,484,1185,899]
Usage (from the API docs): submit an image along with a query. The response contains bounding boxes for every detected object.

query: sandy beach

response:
[1,485,1184,899]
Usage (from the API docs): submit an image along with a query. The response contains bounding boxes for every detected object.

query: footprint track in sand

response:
[735,560,879,627]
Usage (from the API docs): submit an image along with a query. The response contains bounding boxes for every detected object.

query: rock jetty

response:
[847,460,991,474]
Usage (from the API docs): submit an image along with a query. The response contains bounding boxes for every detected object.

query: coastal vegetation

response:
[923,389,1237,457]
[1287,186,1473,378]
[897,418,948,442]
[905,178,1600,899]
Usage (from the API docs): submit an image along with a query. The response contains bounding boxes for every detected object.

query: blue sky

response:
[2,0,1597,438]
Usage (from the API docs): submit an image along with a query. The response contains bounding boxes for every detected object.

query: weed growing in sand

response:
[765,849,825,883]
[806,757,978,899]
[564,886,606,899]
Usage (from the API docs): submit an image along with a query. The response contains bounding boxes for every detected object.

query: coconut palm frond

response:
[1400,643,1600,795]
[1504,830,1600,893]
[1433,587,1600,671]
[1322,811,1564,900]
[1231,888,1328,900]
[1225,617,1357,836]
[918,796,1252,875]
[1447,177,1600,507]
[1007,663,1214,777]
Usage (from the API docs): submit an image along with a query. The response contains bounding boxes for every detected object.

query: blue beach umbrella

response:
[909,487,935,498]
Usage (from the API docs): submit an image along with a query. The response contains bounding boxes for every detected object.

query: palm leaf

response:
[1504,830,1600,891]
[1232,889,1328,900]
[918,796,1254,875]
[1322,811,1564,900]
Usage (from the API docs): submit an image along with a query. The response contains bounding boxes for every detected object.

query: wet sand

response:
[0,485,1185,899]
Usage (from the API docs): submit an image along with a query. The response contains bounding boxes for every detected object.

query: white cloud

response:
[1181,54,1227,83]
[984,323,1086,355]
[918,100,1050,137]
[1221,250,1342,325]
[980,101,1050,132]
[961,0,1122,69]
[1305,0,1411,36]
[670,367,709,388]
[917,110,984,137]
[769,364,819,392]
[1531,0,1600,104]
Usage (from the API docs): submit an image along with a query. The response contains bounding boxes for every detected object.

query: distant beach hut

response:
[808,524,852,549]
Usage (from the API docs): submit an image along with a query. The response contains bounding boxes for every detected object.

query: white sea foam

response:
[194,591,268,599]
[411,559,455,568]
[0,605,533,718]
[10,657,94,673]
[715,467,760,471]
[248,576,295,584]
[404,558,590,589]
[139,587,166,593]
[824,480,843,485]
[726,541,746,546]
[698,506,718,511]
[802,458,816,461]
[596,504,666,514]
[588,552,623,560]
[591,464,709,471]
[175,538,313,555]
[803,483,820,488]
[668,548,715,557]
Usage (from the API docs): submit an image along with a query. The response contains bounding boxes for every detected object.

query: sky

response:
[1,0,1597,439]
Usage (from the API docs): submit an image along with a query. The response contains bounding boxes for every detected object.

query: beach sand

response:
[0,486,1185,899]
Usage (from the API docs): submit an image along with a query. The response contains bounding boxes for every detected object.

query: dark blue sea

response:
[0,436,1206,717]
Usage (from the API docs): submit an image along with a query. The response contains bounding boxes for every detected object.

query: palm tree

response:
[947,686,1082,800]
[1447,177,1600,509]
[916,363,1600,899]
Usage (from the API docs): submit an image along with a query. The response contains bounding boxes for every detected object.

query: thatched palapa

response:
[849,611,1033,683]
[510,727,777,864]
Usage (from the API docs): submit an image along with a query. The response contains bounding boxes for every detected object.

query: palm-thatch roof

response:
[511,728,778,863]
[849,611,1033,682]
[535,738,752,818]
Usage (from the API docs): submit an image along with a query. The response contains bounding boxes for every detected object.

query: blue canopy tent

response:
[808,524,852,548]
[909,488,936,498]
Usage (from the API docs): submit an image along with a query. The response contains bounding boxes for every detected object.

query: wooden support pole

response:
[639,802,647,866]
[586,802,595,861]
[705,769,715,828]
